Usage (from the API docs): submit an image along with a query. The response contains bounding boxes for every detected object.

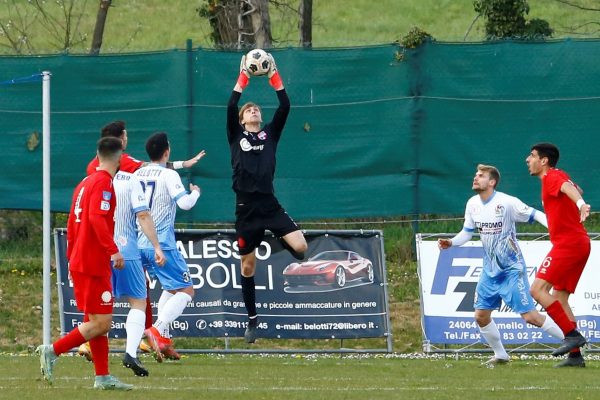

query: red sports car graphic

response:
[283,250,374,288]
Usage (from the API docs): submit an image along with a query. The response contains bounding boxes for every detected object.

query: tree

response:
[298,0,312,48]
[198,0,309,49]
[472,0,553,40]
[198,0,273,49]
[0,0,90,54]
[552,0,600,37]
[90,0,112,55]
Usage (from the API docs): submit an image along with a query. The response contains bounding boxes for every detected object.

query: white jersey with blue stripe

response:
[462,191,536,278]
[134,163,187,250]
[113,171,149,260]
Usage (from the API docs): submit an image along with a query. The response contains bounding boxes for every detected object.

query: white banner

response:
[417,235,600,345]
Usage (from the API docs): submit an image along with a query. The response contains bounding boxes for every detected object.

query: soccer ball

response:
[245,48,271,76]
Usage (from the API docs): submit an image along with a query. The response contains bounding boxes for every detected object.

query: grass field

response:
[2,353,599,400]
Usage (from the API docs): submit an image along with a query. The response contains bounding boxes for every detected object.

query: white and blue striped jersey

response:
[134,163,188,250]
[113,171,149,260]
[462,191,537,278]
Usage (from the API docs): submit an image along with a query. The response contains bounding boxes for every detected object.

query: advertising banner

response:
[417,234,600,346]
[55,229,390,341]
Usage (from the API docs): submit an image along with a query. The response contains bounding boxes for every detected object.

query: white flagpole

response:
[42,71,51,345]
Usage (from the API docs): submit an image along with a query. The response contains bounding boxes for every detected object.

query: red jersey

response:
[541,168,588,246]
[66,170,119,277]
[86,152,143,175]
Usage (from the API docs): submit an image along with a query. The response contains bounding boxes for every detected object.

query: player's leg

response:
[146,249,193,356]
[241,251,259,343]
[520,310,564,340]
[553,289,585,367]
[267,199,307,260]
[474,274,509,363]
[280,230,308,260]
[123,298,150,375]
[112,258,151,375]
[235,203,263,343]
[475,309,509,364]
[531,247,588,356]
[500,267,564,340]
[152,289,181,360]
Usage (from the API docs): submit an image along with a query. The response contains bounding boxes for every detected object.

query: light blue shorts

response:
[112,258,146,299]
[474,266,535,314]
[140,248,192,291]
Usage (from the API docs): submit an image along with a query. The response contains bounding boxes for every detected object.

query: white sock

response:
[541,315,565,340]
[125,308,146,357]
[157,291,174,338]
[154,292,192,335]
[479,321,509,360]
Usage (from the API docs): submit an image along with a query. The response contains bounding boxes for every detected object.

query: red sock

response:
[546,301,577,334]
[145,280,153,329]
[52,327,86,356]
[89,335,109,376]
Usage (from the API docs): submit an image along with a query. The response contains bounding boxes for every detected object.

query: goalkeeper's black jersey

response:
[226,89,290,195]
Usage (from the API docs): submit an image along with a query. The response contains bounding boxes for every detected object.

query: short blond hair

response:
[477,164,500,187]
[239,102,261,124]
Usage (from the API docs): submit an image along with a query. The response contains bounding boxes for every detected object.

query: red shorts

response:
[536,241,591,293]
[71,270,113,314]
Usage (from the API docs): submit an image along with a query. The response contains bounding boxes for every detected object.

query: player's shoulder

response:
[493,191,514,202]
[122,152,141,163]
[547,168,570,180]
[466,194,480,206]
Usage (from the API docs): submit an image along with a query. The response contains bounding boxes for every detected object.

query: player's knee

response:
[241,261,256,277]
[296,241,308,254]
[529,286,540,301]
[95,318,112,335]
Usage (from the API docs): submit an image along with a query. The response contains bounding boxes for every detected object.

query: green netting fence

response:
[1,40,599,222]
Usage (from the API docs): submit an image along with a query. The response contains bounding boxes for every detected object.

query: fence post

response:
[185,39,195,227]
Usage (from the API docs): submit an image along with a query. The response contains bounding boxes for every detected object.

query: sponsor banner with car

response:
[417,234,600,346]
[55,229,390,340]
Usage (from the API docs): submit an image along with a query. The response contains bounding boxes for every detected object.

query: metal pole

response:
[42,71,51,345]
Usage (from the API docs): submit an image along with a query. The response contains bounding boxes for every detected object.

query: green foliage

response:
[400,26,434,49]
[473,0,553,40]
[395,26,434,62]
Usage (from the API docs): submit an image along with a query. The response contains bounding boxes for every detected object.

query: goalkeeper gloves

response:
[237,55,250,90]
[267,53,283,90]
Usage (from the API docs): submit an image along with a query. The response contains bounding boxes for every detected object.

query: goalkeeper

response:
[227,53,308,344]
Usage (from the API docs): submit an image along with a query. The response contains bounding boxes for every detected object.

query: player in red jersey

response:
[526,142,591,367]
[36,137,133,390]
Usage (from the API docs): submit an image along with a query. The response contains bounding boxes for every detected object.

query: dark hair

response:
[101,120,126,138]
[96,137,123,161]
[145,132,169,161]
[531,142,559,167]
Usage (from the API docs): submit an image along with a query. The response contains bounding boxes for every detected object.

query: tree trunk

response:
[90,0,112,55]
[298,0,312,48]
[248,0,272,49]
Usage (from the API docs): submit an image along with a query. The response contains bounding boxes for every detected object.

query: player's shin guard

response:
[241,275,257,318]
[154,292,192,333]
[89,335,109,376]
[479,321,509,360]
[541,315,565,340]
[53,326,86,356]
[546,301,577,334]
